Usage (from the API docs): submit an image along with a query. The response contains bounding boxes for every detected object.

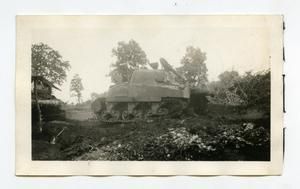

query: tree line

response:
[109,39,208,89]
[32,40,210,103]
[32,40,270,112]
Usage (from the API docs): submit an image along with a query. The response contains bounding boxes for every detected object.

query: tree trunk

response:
[77,94,81,104]
[34,79,43,133]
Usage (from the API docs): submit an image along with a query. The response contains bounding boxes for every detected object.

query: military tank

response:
[91,58,192,122]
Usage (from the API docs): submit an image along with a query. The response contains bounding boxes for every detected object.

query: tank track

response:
[95,98,188,124]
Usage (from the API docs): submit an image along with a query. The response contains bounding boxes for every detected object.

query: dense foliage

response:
[32,104,65,123]
[33,114,270,161]
[177,46,208,88]
[208,70,270,112]
[110,40,149,83]
[95,122,270,161]
[238,71,270,112]
[32,43,70,86]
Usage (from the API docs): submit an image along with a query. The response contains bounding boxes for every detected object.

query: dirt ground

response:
[32,104,270,161]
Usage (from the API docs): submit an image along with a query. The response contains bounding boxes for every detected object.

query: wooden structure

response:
[31,75,62,132]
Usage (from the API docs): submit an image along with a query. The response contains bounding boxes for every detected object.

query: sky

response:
[31,16,271,103]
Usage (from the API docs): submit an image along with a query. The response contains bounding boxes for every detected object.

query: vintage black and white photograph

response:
[16,15,283,175]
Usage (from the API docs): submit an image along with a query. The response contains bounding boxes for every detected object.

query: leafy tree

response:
[178,46,208,88]
[236,71,270,112]
[70,74,84,104]
[110,39,149,83]
[32,43,70,86]
[31,43,70,133]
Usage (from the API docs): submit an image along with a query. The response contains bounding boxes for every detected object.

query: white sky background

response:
[31,16,271,103]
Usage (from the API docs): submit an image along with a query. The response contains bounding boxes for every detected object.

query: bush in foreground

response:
[99,122,270,161]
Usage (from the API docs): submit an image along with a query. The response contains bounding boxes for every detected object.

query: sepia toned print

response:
[16,15,283,175]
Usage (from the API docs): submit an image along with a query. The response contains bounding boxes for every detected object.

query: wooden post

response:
[34,79,43,133]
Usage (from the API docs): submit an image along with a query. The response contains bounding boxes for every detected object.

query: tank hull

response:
[92,69,190,122]
[106,83,189,102]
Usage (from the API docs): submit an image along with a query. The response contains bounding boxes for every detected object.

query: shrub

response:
[208,70,270,114]
[104,123,270,161]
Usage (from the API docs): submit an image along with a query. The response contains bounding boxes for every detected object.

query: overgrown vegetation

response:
[32,103,65,123]
[82,118,269,161]
[177,46,208,88]
[31,43,70,86]
[32,110,270,161]
[110,39,149,83]
[208,70,270,113]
